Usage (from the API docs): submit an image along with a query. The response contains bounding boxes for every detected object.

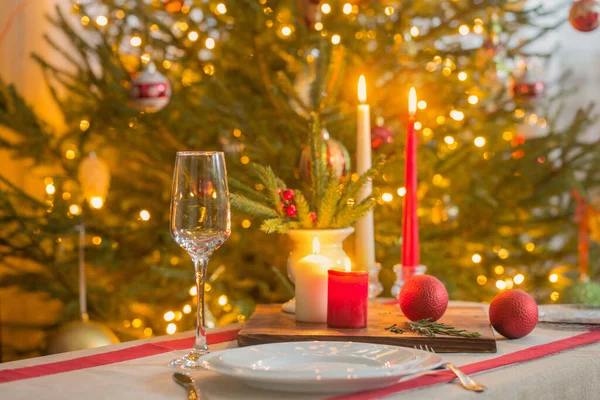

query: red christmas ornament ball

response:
[569,0,599,32]
[283,189,295,202]
[285,205,297,217]
[398,275,449,322]
[489,290,538,339]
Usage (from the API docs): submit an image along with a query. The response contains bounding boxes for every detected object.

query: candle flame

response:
[409,87,417,116]
[312,237,320,255]
[358,75,367,104]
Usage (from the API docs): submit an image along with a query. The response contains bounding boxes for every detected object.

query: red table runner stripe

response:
[0,328,240,384]
[328,330,600,400]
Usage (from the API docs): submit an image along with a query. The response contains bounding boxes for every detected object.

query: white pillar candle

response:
[295,238,334,323]
[355,75,376,271]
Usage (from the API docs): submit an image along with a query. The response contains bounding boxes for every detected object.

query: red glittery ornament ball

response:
[285,205,297,217]
[399,275,449,322]
[569,0,599,32]
[489,290,538,339]
[283,189,294,202]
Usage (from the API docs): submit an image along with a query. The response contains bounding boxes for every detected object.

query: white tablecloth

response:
[1,303,599,400]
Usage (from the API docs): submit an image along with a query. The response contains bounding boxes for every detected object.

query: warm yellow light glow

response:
[514,274,525,285]
[432,174,443,185]
[130,36,142,47]
[183,304,192,314]
[189,286,197,296]
[472,254,482,263]
[458,72,467,81]
[281,26,292,36]
[468,95,479,105]
[139,210,151,221]
[187,31,199,41]
[166,323,177,335]
[233,128,242,137]
[384,6,394,16]
[240,156,250,164]
[242,219,251,228]
[382,193,393,203]
[423,128,432,137]
[397,187,406,196]
[358,75,367,104]
[81,16,90,26]
[502,131,513,141]
[144,327,153,337]
[474,137,486,147]
[408,87,417,116]
[175,311,183,321]
[162,60,171,69]
[66,150,76,160]
[92,236,102,245]
[331,34,341,45]
[417,100,427,110]
[80,119,90,131]
[410,26,420,37]
[450,110,464,121]
[458,24,470,35]
[343,3,352,14]
[494,265,505,275]
[321,3,331,14]
[505,278,514,289]
[550,291,560,301]
[525,242,535,252]
[116,10,125,19]
[164,311,175,322]
[473,25,483,34]
[216,3,227,14]
[205,37,215,49]
[315,22,323,31]
[96,16,108,26]
[414,122,422,130]
[549,273,558,283]
[498,249,509,259]
[444,136,455,145]
[477,275,487,285]
[90,196,104,209]
[436,116,446,125]
[62,192,71,200]
[515,109,525,118]
[45,184,56,195]
[132,318,142,328]
[496,280,506,290]
[140,53,151,63]
[218,295,228,306]
[69,204,81,215]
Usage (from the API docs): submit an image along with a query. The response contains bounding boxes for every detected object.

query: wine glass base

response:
[169,349,209,370]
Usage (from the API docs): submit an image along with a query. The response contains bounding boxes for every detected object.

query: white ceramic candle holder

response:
[391,264,427,298]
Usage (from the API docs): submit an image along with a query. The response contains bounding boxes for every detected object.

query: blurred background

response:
[1,0,599,362]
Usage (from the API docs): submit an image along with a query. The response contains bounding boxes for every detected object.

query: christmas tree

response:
[0,0,598,359]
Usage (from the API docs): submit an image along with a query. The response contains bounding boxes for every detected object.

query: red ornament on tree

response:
[283,189,295,202]
[398,275,449,322]
[489,290,538,339]
[371,125,395,149]
[285,205,297,217]
[129,63,171,113]
[569,0,600,32]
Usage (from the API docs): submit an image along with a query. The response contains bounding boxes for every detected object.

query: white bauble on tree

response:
[129,63,171,113]
[78,153,110,209]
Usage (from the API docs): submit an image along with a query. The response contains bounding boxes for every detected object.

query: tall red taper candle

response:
[402,88,419,280]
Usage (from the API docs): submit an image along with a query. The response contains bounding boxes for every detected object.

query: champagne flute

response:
[169,151,231,369]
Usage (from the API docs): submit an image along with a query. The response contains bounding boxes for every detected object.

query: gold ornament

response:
[47,320,120,355]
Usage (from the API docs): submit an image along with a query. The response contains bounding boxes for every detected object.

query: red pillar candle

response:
[327,269,368,329]
[402,87,420,281]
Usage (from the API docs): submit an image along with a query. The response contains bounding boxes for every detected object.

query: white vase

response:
[282,227,355,314]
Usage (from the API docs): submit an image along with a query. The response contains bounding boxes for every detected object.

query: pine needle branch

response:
[317,177,343,228]
[385,319,482,338]
[231,193,279,219]
[294,190,313,228]
[249,163,281,213]
[309,114,328,209]
[340,157,384,206]
[333,195,377,228]
[229,177,270,203]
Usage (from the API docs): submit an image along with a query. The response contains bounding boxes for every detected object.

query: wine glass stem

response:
[193,256,209,353]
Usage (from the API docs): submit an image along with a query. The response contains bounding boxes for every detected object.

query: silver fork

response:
[415,345,486,392]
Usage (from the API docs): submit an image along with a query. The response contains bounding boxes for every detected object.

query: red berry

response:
[283,189,294,202]
[285,205,297,217]
[489,290,538,339]
[277,188,282,196]
[399,275,449,322]
[309,212,317,223]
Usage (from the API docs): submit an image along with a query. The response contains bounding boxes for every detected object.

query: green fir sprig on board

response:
[230,115,384,234]
[385,319,482,338]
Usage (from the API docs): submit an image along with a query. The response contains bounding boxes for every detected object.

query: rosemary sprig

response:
[385,319,482,338]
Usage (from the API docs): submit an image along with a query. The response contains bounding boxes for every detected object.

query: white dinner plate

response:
[200,341,443,393]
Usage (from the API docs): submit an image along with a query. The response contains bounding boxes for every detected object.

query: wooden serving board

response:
[238,302,497,353]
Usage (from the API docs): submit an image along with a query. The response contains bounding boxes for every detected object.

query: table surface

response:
[1,302,599,400]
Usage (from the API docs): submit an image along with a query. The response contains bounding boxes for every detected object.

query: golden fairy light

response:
[215,3,227,14]
[444,136,455,145]
[458,24,470,36]
[45,184,56,195]
[205,37,215,49]
[471,254,482,263]
[92,236,102,245]
[90,196,104,209]
[549,273,558,283]
[218,295,228,306]
[166,323,177,334]
[495,280,506,290]
[458,72,467,81]
[385,6,394,15]
[494,265,505,275]
[189,286,197,296]
[80,119,90,131]
[450,110,464,121]
[473,25,483,34]
[144,328,153,337]
[417,100,427,110]
[477,275,487,285]
[468,95,479,105]
[343,3,352,14]
[410,26,420,37]
[240,156,250,164]
[331,34,341,45]
[116,10,125,19]
[280,26,292,37]
[187,31,199,41]
[382,193,393,203]
[321,3,331,14]
[164,311,175,321]
[242,219,251,228]
[69,204,81,215]
[130,36,142,47]
[132,318,142,328]
[80,16,90,26]
[96,16,108,26]
[183,304,192,314]
[498,248,509,259]
[139,210,151,221]
[65,149,76,159]
[514,274,525,284]
[414,122,422,130]
[397,187,406,196]
[474,137,486,147]
[550,291,560,301]
[526,242,535,252]
[315,22,323,31]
